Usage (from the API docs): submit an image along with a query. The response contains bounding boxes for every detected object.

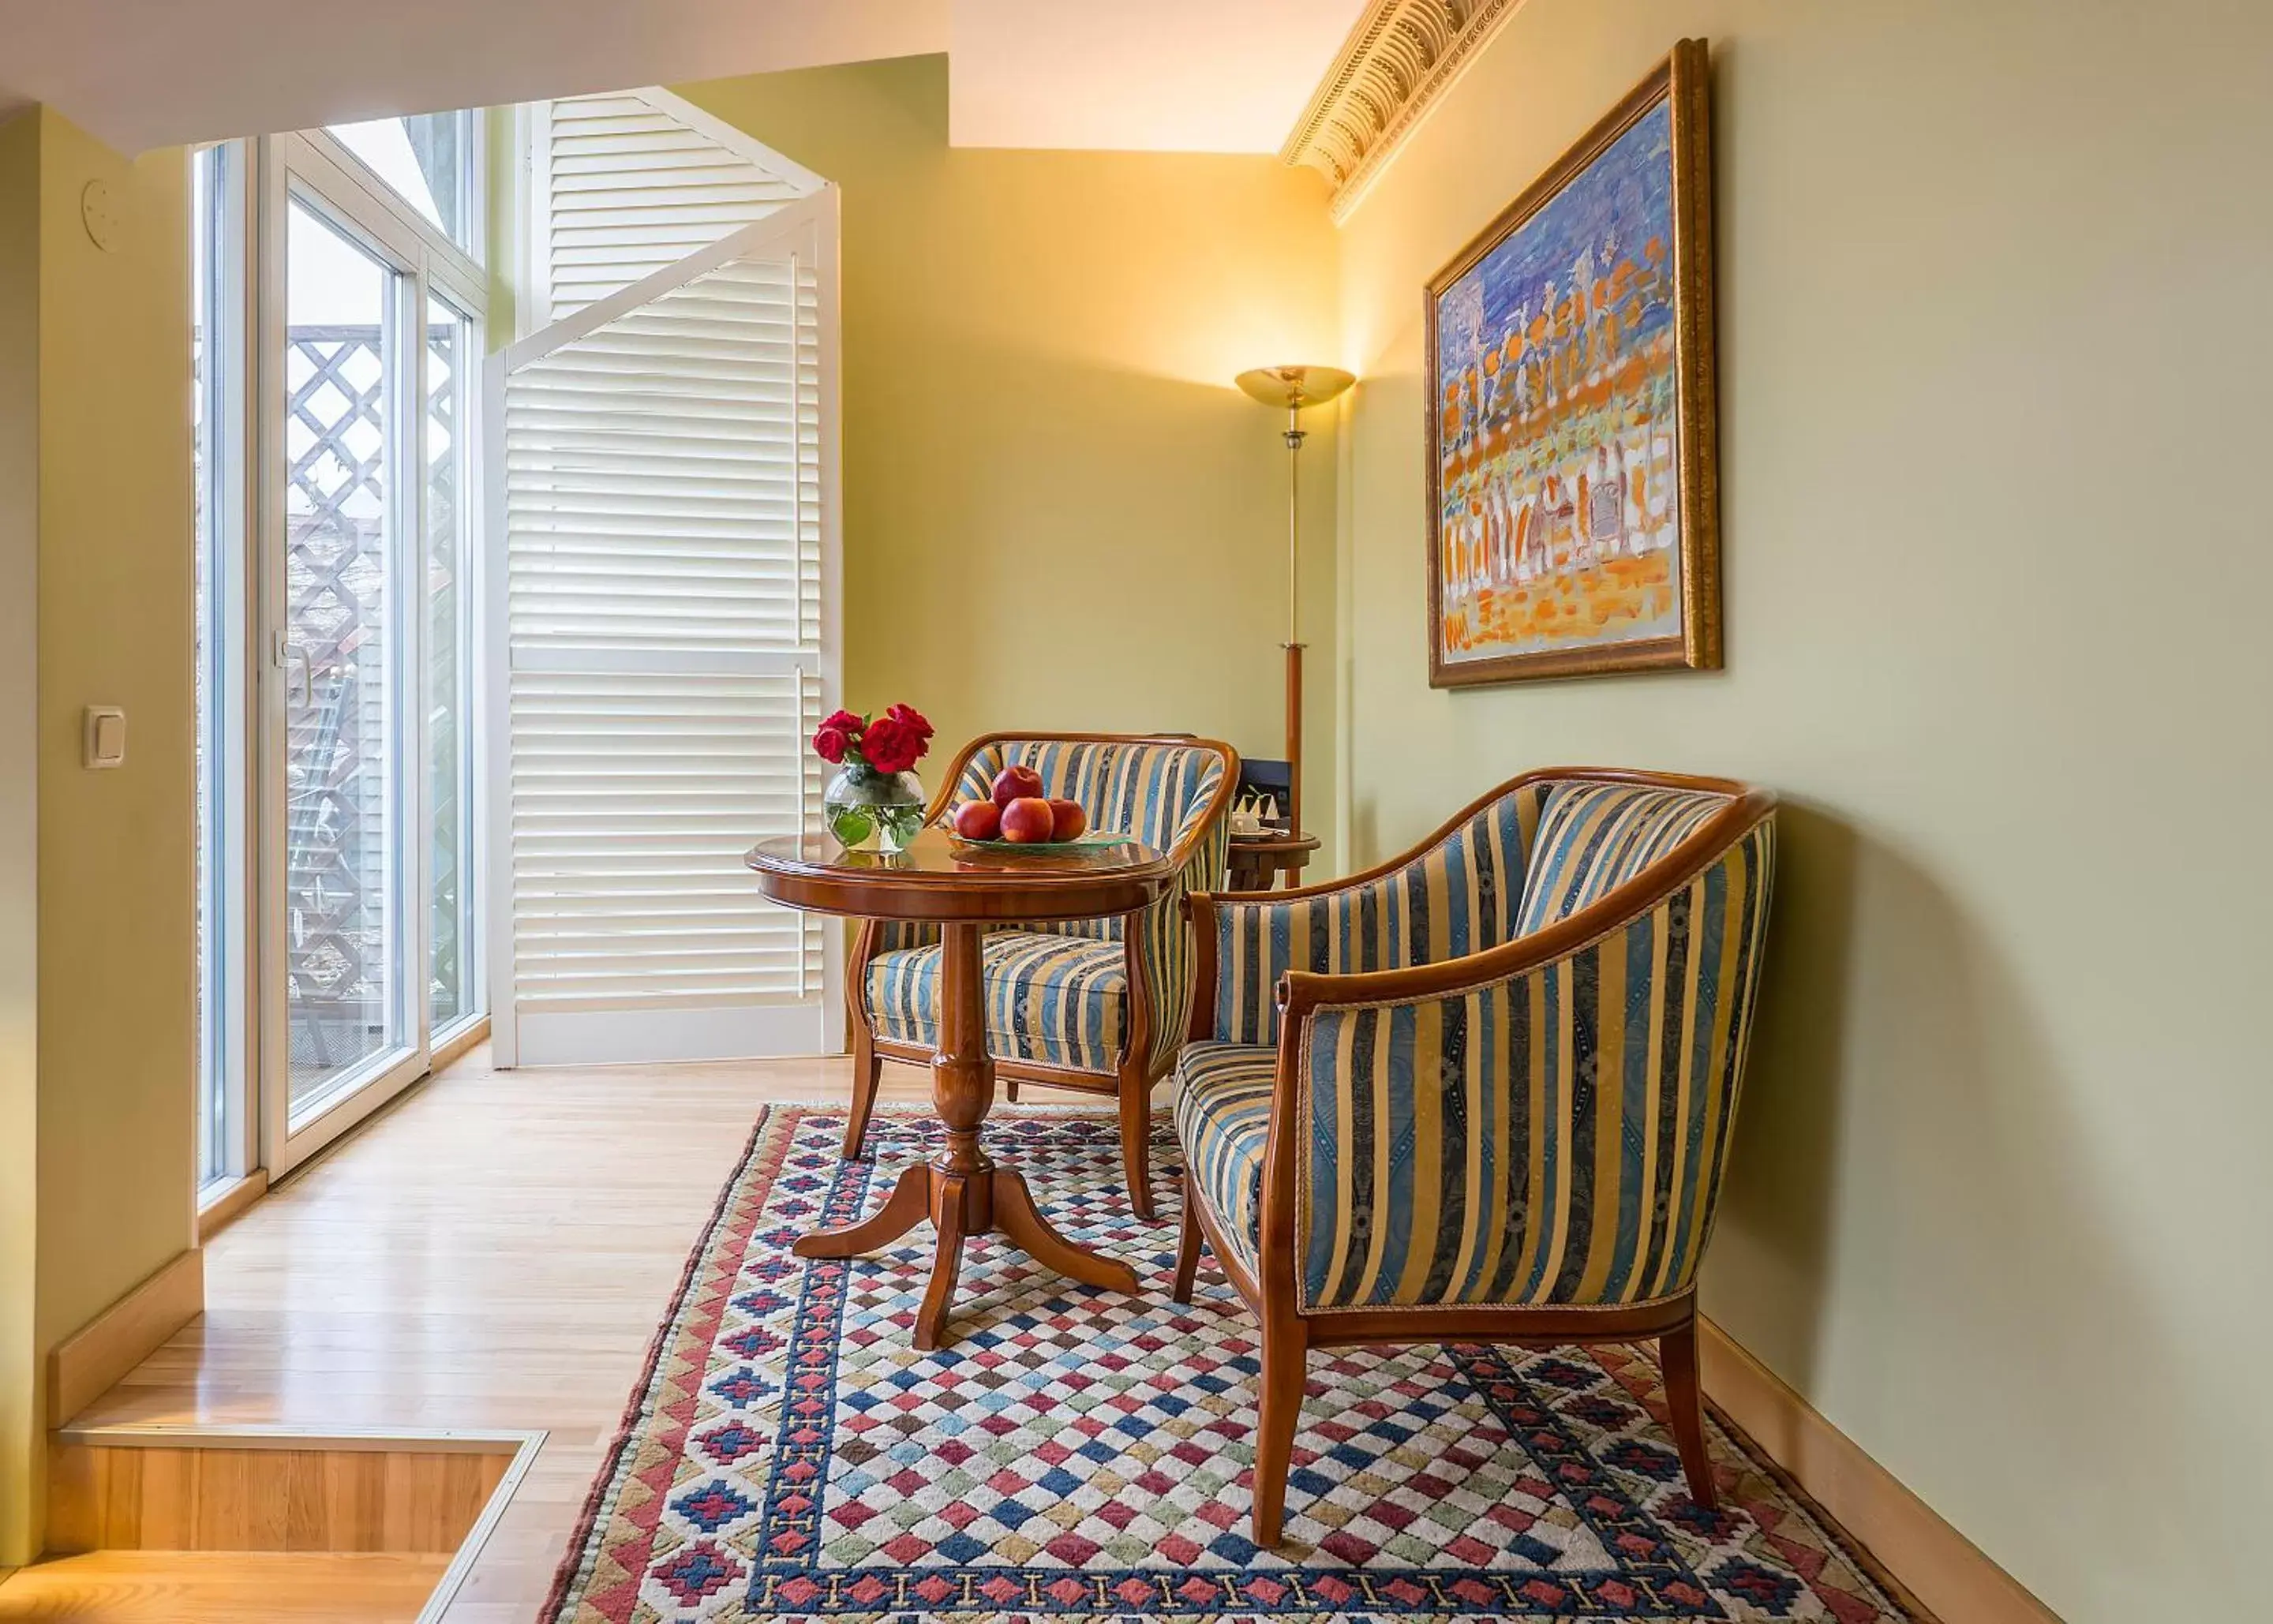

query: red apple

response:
[998,796,1055,843]
[991,764,1044,806]
[1047,798,1087,841]
[951,799,1002,840]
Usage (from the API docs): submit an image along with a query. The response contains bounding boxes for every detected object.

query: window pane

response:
[426,296,474,1031]
[328,113,466,245]
[193,147,230,1190]
[284,199,407,1117]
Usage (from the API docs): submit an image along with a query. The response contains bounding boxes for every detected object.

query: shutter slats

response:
[545,92,814,320]
[507,95,829,1042]
[506,234,826,1018]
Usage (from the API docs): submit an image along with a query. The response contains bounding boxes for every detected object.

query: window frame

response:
[322,108,488,269]
[193,138,260,1201]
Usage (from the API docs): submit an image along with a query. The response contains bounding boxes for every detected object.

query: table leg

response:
[793,1161,929,1259]
[912,1173,975,1352]
[929,921,995,1193]
[994,1169,1136,1290]
[796,919,1140,1349]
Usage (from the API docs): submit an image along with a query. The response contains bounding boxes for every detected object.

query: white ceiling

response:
[0,0,1365,159]
[0,0,951,154]
[948,0,1367,154]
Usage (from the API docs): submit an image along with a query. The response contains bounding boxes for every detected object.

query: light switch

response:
[83,705,126,769]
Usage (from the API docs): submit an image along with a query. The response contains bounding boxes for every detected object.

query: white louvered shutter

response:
[537,89,822,324]
[488,196,839,1066]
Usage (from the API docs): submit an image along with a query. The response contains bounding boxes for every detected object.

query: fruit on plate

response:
[1047,798,1087,840]
[991,764,1044,806]
[950,799,1002,840]
[998,796,1055,843]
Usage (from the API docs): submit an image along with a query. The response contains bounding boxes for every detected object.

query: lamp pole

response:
[1282,401,1306,841]
[1237,365,1354,848]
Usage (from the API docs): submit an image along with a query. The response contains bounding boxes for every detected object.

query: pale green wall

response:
[1333,2,2272,1618]
[32,108,197,1381]
[0,107,197,1565]
[678,58,1342,840]
[0,108,43,1570]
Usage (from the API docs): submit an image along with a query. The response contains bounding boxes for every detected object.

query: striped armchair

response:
[845,732,1237,1218]
[1171,768,1777,1544]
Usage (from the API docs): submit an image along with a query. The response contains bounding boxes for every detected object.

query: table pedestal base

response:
[793,919,1139,1351]
[795,1158,1140,1350]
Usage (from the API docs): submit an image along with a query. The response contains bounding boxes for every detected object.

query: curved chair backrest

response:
[1206,768,1755,1050]
[948,735,1230,857]
[938,732,1237,938]
[1511,777,1736,934]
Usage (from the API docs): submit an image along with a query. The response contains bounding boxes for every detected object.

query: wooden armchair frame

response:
[843,730,1239,1218]
[1174,766,1778,1544]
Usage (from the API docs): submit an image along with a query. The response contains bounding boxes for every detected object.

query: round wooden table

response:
[743,827,1173,1349]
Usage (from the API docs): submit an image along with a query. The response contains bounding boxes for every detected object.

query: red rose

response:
[811,724,852,764]
[821,709,864,735]
[861,716,924,775]
[882,702,934,743]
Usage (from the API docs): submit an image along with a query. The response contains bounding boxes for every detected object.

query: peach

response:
[991,764,1044,806]
[1047,798,1087,841]
[998,796,1055,843]
[951,799,1002,840]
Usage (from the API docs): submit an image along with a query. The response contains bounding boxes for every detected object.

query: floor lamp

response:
[1235,364,1354,845]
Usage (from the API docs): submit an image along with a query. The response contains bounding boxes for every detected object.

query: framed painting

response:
[1425,38,1720,687]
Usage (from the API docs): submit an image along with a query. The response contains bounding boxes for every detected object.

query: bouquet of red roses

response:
[811,702,934,776]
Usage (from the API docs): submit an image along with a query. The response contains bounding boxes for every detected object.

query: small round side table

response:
[1226,831,1321,892]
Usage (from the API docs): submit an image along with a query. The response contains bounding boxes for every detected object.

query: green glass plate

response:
[942,829,1134,854]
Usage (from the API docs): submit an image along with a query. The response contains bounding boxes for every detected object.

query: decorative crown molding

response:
[1282,0,1530,223]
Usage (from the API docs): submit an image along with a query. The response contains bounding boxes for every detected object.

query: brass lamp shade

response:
[1236,365,1356,412]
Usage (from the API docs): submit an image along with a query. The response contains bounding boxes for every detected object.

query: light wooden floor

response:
[13,1045,941,1622]
[0,1552,451,1621]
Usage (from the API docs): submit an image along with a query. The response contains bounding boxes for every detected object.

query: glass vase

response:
[822,765,927,854]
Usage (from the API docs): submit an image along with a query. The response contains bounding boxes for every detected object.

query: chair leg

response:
[1660,1319,1717,1510]
[1170,1173,1203,1303]
[1118,1061,1157,1220]
[1004,1076,1020,1102]
[1252,1311,1308,1547]
[841,1027,882,1161]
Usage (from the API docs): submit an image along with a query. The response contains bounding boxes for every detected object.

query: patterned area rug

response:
[544,1105,1928,1622]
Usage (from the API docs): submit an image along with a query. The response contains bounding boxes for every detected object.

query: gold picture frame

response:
[1425,38,1720,688]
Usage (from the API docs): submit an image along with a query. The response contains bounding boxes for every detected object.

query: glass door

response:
[279,193,414,1120]
[260,130,480,1173]
[193,121,486,1187]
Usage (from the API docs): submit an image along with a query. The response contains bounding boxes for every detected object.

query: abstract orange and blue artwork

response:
[1426,40,1721,687]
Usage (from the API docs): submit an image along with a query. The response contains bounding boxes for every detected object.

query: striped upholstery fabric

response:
[1210,787,1544,1050]
[1291,814,1774,1313]
[862,738,1229,1080]
[867,919,940,954]
[867,930,1125,1072]
[1511,781,1728,935]
[1171,1042,1278,1274]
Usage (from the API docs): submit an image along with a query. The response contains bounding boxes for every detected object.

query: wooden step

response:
[35,1425,543,1623]
[0,1550,452,1621]
[47,1428,529,1555]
